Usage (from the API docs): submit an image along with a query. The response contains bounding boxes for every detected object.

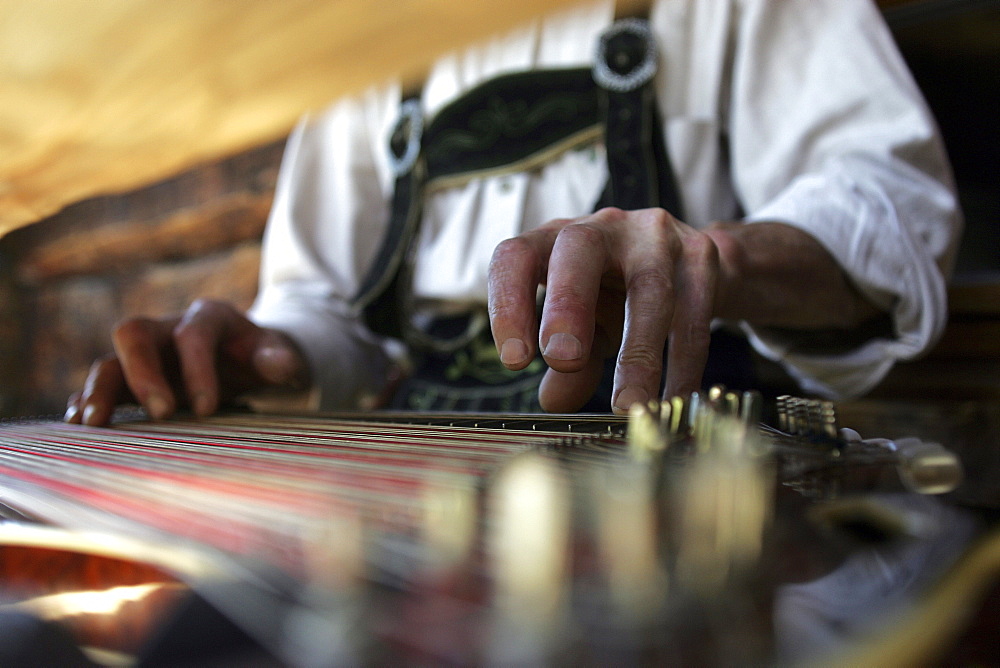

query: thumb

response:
[251,332,310,390]
[537,355,605,413]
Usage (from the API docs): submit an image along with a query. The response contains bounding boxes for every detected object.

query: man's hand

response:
[488,207,719,415]
[65,299,310,426]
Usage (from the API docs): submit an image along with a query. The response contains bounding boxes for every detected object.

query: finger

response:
[75,355,133,426]
[664,233,718,400]
[113,317,181,420]
[538,221,609,374]
[610,215,678,414]
[488,223,564,370]
[172,299,250,416]
[537,326,612,412]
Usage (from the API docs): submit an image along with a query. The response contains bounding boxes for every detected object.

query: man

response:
[66,0,961,426]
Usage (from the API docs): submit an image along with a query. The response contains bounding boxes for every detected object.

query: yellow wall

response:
[0,0,609,237]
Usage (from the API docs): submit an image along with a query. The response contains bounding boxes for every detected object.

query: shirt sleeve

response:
[728,0,962,398]
[247,84,404,409]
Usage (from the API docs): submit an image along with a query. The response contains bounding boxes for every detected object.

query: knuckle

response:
[686,231,720,265]
[556,221,606,247]
[617,343,663,371]
[592,206,627,223]
[172,317,206,344]
[641,207,687,242]
[627,266,673,299]
[539,216,577,231]
[87,353,118,377]
[175,299,232,342]
[112,317,154,345]
[488,238,542,308]
[490,237,549,287]
[490,236,536,269]
[620,206,670,232]
[188,297,225,316]
[625,260,675,308]
[544,290,594,318]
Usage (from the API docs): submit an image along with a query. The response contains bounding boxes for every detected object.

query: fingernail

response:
[613,386,650,414]
[146,394,171,420]
[82,403,98,425]
[499,338,529,366]
[64,404,79,422]
[542,333,582,361]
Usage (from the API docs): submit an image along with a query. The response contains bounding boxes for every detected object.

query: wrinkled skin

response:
[488,207,717,414]
[487,207,882,414]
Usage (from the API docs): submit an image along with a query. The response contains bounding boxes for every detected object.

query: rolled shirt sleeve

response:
[248,86,403,409]
[726,0,962,398]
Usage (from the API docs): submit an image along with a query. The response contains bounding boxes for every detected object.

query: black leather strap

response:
[593,17,683,215]
[424,67,601,185]
[354,18,684,346]
[354,67,605,342]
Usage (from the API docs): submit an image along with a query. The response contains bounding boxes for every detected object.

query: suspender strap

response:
[353,99,425,339]
[353,68,604,341]
[353,18,684,345]
[593,18,683,215]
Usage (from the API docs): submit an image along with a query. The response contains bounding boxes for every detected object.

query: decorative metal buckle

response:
[388,98,423,177]
[593,18,658,93]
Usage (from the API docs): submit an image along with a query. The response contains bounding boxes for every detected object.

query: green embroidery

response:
[434,92,591,156]
[443,333,544,385]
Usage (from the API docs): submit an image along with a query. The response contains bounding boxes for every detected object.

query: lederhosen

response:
[351,19,757,413]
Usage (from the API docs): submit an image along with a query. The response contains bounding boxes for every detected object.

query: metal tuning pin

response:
[287,504,370,667]
[776,395,790,433]
[628,402,666,463]
[723,390,742,417]
[740,390,763,428]
[686,391,702,438]
[854,436,965,496]
[820,400,839,441]
[776,395,843,446]
[790,397,808,437]
[657,398,673,435]
[591,459,668,626]
[707,384,725,408]
[892,437,964,495]
[669,395,686,438]
[672,405,773,596]
[652,388,765,449]
[421,473,477,572]
[487,453,571,664]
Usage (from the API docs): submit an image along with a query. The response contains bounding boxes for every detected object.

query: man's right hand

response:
[64,299,310,426]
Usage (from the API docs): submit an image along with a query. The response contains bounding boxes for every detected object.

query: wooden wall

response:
[0,141,284,417]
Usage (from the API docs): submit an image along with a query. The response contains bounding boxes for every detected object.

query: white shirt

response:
[249,0,961,408]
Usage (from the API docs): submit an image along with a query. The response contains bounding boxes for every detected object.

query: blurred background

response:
[0,0,996,419]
